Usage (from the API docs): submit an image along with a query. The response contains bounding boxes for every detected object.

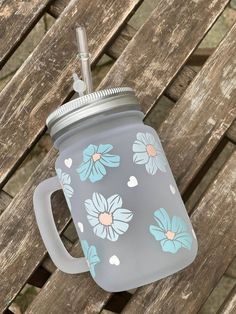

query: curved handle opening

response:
[33,176,89,274]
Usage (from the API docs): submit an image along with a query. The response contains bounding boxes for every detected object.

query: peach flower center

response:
[99,212,113,226]
[165,230,175,240]
[146,144,157,157]
[92,153,101,162]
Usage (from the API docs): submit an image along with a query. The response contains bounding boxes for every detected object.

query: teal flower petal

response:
[85,199,99,217]
[113,208,133,222]
[107,226,119,241]
[87,215,99,227]
[85,193,133,241]
[112,220,129,234]
[145,157,158,175]
[160,239,182,253]
[81,240,100,278]
[154,155,167,172]
[107,194,122,213]
[77,159,93,181]
[150,208,193,253]
[137,132,149,144]
[92,192,107,212]
[56,168,73,211]
[146,132,156,145]
[171,216,187,233]
[133,140,146,153]
[100,154,120,167]
[78,143,120,182]
[97,144,113,154]
[93,224,107,239]
[83,144,97,161]
[133,152,149,164]
[153,208,171,231]
[89,161,106,183]
[175,232,192,250]
[149,225,166,240]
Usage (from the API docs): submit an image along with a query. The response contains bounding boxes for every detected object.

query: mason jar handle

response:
[33,176,89,274]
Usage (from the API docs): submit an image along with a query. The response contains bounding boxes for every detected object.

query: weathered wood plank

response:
[0,0,51,67]
[158,22,236,192]
[26,243,111,314]
[217,285,236,314]
[122,151,236,314]
[226,120,236,143]
[0,0,143,187]
[48,0,70,17]
[99,0,230,113]
[0,190,12,215]
[0,150,72,312]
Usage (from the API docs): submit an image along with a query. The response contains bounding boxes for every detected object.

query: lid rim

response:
[46,87,134,127]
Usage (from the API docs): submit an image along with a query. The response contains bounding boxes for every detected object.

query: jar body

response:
[55,111,198,292]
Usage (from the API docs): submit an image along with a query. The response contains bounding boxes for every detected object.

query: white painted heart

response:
[169,184,176,194]
[109,255,120,266]
[127,176,138,187]
[64,158,72,168]
[78,222,84,233]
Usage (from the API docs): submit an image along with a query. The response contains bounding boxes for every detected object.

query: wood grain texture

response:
[158,22,236,193]
[217,285,236,314]
[0,150,72,312]
[0,0,51,67]
[0,190,12,215]
[26,243,111,314]
[122,151,236,314]
[0,0,142,187]
[48,0,70,17]
[99,0,229,113]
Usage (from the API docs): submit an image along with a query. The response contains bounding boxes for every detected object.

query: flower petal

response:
[87,215,99,227]
[89,161,106,182]
[85,199,99,216]
[160,239,182,253]
[97,144,113,154]
[61,172,71,185]
[77,159,93,181]
[154,154,167,172]
[56,168,62,180]
[100,154,120,167]
[107,226,119,241]
[113,208,133,222]
[83,144,97,162]
[137,132,149,145]
[88,246,100,265]
[63,184,73,198]
[132,140,146,153]
[146,133,156,145]
[174,232,192,250]
[92,193,107,212]
[93,224,107,239]
[133,152,149,164]
[171,216,187,233]
[145,157,158,175]
[81,240,89,259]
[149,225,166,240]
[107,194,122,213]
[112,220,129,234]
[153,208,171,232]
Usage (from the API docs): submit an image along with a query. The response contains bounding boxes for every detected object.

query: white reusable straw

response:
[76,26,93,94]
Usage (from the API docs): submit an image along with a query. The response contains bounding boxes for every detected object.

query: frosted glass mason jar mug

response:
[33,87,198,292]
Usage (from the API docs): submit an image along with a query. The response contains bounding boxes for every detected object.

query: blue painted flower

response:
[77,144,120,183]
[56,168,74,210]
[133,132,167,175]
[85,192,133,242]
[149,208,192,253]
[81,240,100,278]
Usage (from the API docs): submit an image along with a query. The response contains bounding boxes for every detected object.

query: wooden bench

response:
[0,0,235,313]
